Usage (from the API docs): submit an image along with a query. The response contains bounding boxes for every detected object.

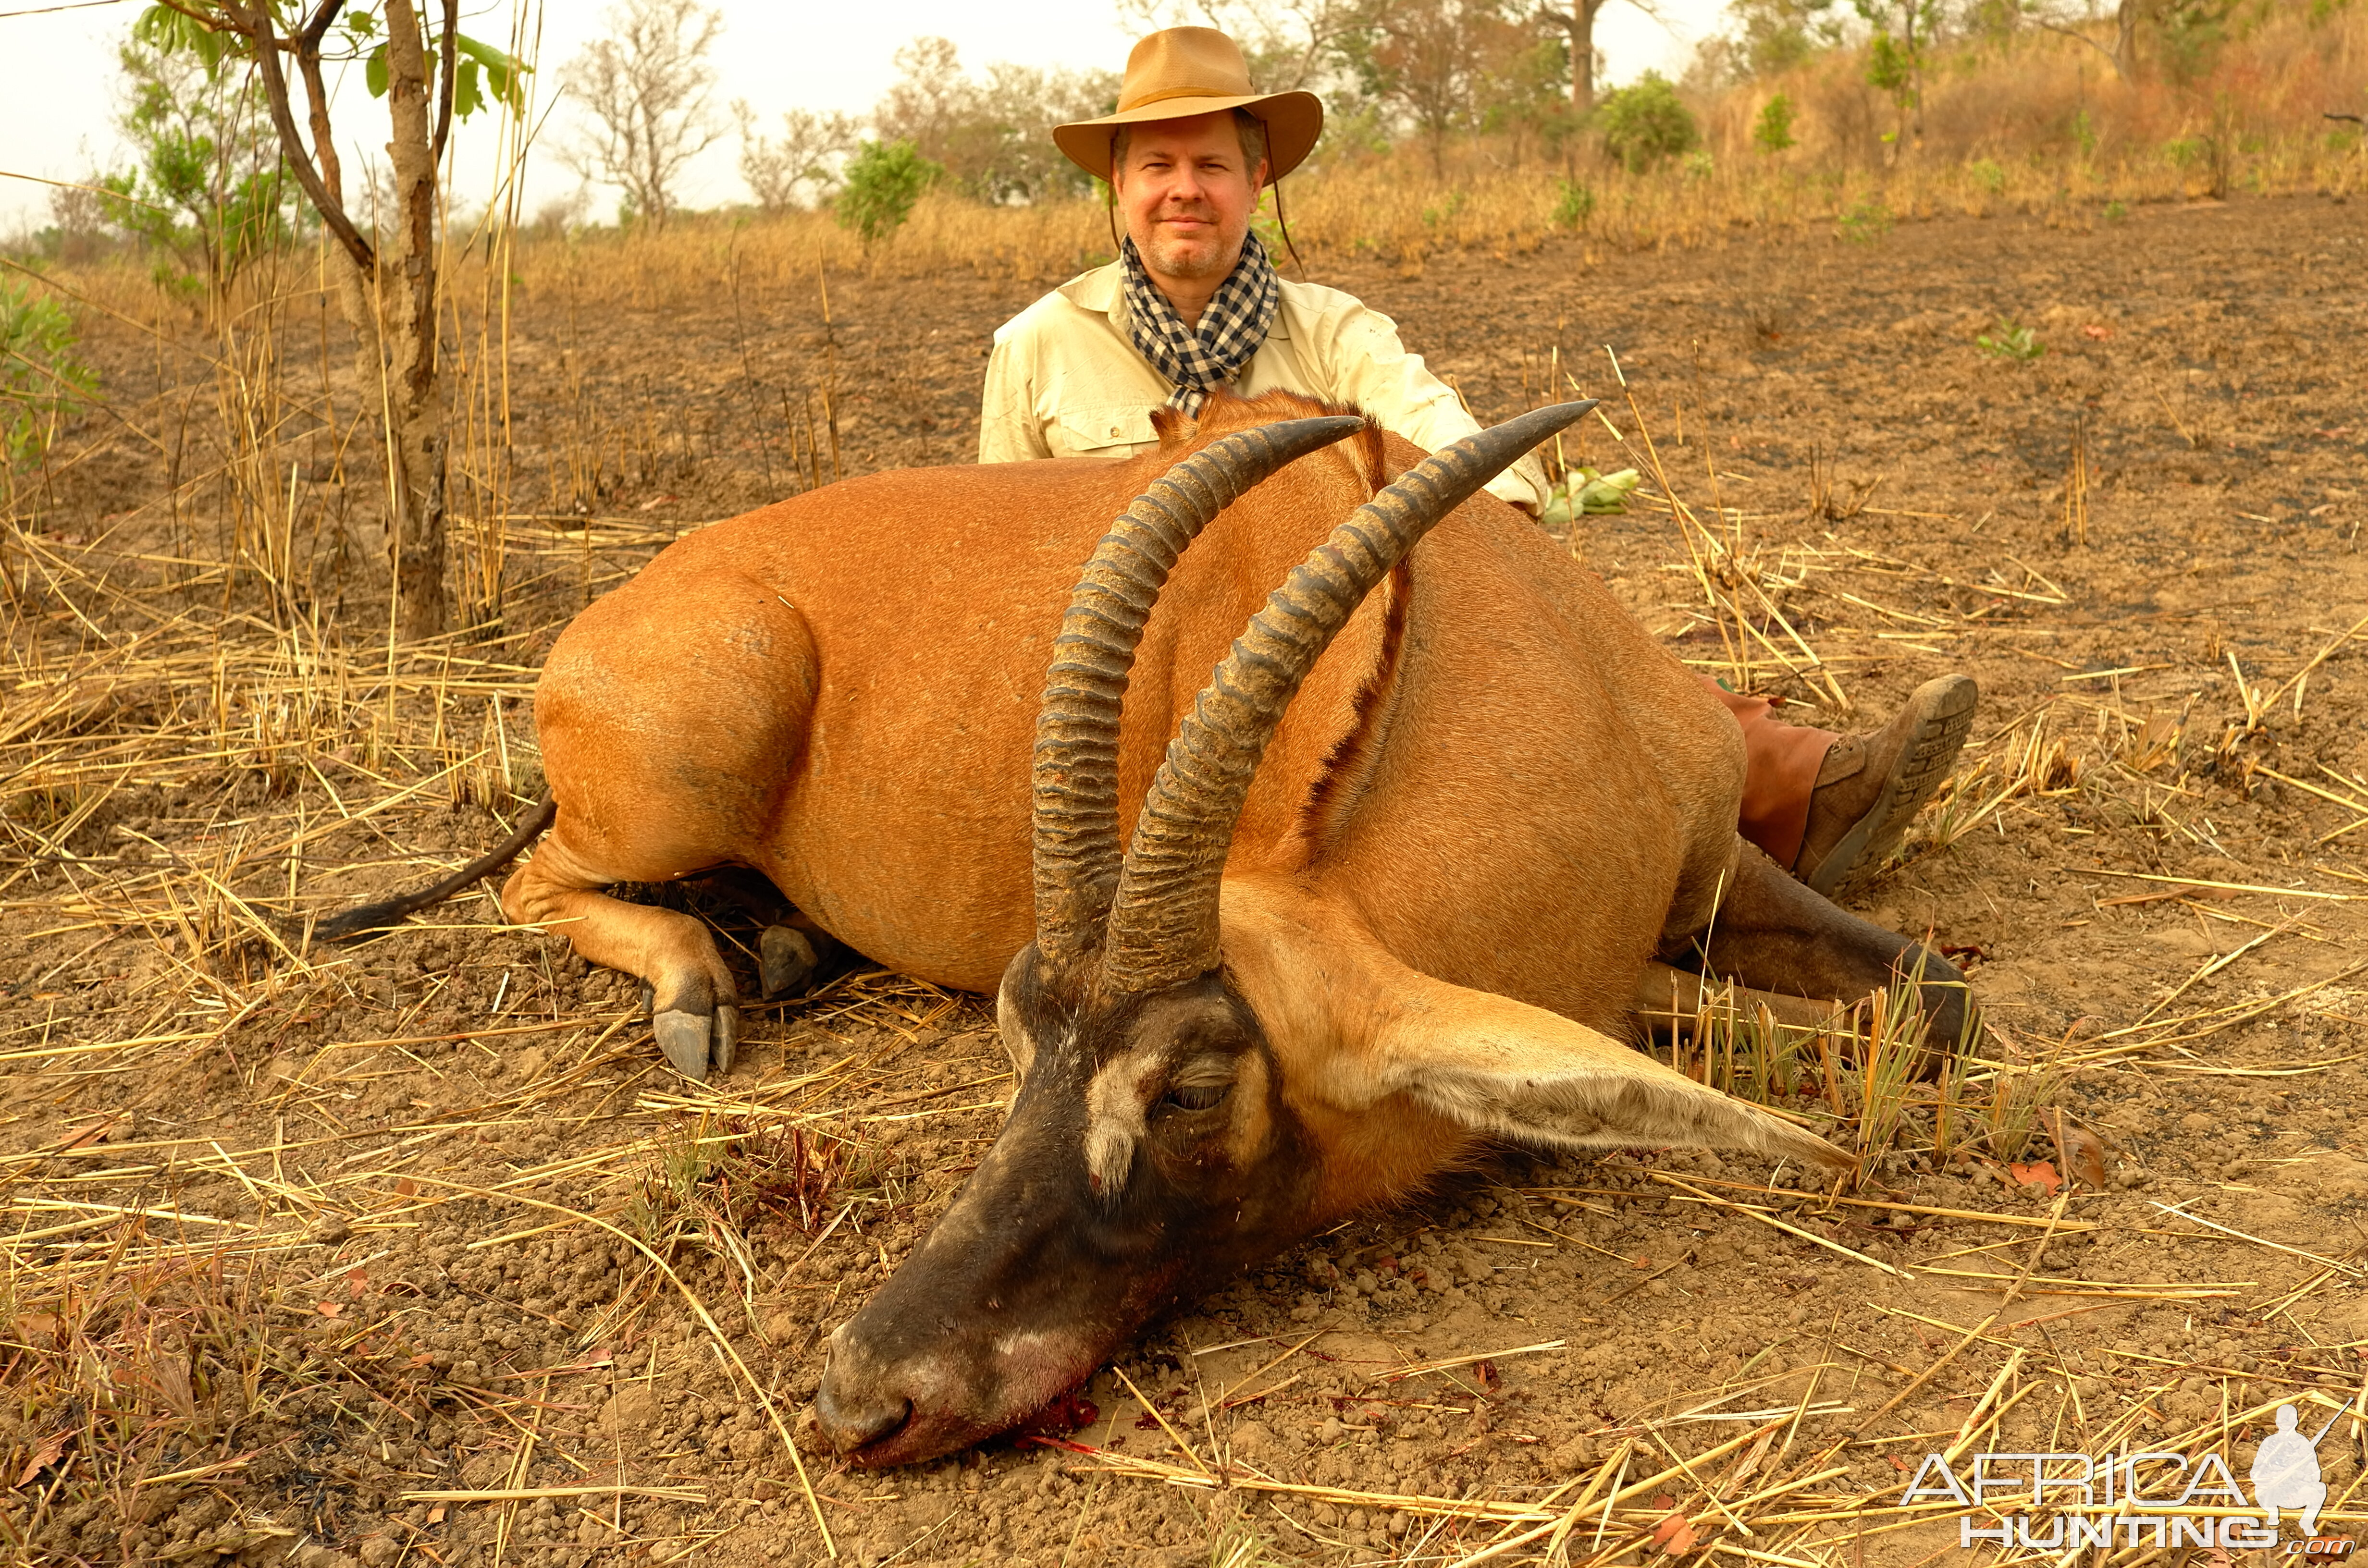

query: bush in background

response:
[1752,92,1798,152]
[1597,74,1701,172]
[96,34,295,296]
[837,140,943,245]
[0,279,96,467]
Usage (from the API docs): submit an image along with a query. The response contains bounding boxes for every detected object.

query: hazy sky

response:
[0,0,1727,231]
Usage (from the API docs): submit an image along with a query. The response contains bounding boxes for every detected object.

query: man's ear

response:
[1220,882,1850,1172]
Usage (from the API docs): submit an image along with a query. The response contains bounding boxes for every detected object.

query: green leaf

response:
[343,8,378,37]
[453,32,529,114]
[135,3,230,73]
[453,57,482,120]
[366,41,387,98]
[453,33,517,70]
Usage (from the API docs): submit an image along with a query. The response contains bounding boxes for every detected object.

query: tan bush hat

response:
[1054,27,1323,183]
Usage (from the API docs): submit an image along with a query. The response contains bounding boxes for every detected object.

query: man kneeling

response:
[980,26,1976,894]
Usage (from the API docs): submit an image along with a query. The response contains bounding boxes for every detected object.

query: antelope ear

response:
[1366,971,1853,1171]
[1218,880,1850,1171]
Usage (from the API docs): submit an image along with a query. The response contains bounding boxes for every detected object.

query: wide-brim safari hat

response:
[1054,27,1323,184]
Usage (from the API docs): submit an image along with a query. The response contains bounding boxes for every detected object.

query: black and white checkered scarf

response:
[1120,233,1280,416]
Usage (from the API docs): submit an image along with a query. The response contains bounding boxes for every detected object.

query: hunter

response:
[980,26,1975,892]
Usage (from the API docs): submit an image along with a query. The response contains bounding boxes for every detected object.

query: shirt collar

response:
[1059,256,1293,339]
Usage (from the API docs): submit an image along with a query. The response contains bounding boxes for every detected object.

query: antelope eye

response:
[1161,1082,1231,1114]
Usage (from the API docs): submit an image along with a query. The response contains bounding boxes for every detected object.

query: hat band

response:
[1117,82,1256,112]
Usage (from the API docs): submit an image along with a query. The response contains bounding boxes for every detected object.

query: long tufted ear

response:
[1361,972,1851,1169]
[1219,881,1850,1171]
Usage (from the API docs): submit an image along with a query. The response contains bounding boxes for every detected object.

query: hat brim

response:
[1054,91,1322,184]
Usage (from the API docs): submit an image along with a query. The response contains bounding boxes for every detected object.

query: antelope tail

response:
[311,795,558,942]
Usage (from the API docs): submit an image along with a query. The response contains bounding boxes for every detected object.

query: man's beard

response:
[1139,215,1241,282]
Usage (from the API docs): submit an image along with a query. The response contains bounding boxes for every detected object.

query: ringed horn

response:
[1031,414,1368,966]
[1103,399,1601,992]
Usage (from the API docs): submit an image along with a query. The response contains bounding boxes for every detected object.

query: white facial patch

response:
[1082,1052,1156,1192]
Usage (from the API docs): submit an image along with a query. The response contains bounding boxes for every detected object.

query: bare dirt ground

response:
[3,193,2365,1568]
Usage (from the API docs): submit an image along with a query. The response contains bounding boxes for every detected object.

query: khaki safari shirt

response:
[978,259,1549,513]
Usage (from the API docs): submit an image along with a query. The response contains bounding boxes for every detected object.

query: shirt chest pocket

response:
[1053,404,1159,457]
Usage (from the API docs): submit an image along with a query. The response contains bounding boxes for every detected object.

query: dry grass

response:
[325,9,2368,312]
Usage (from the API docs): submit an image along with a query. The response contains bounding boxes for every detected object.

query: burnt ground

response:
[1,193,2365,1567]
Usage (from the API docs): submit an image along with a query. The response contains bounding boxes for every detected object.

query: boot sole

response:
[1805,674,1979,899]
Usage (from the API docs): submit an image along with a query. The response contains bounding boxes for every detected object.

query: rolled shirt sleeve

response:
[1300,295,1551,514]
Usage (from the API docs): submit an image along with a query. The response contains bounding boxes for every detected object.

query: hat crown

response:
[1050,26,1320,183]
[1119,27,1254,111]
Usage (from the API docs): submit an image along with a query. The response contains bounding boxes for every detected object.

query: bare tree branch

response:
[295,0,348,207]
[563,0,725,228]
[213,0,374,271]
[2033,17,2123,73]
[431,0,458,164]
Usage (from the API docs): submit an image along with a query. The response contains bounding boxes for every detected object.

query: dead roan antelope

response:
[323,392,1972,1468]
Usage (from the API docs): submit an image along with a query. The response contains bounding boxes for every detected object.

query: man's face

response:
[1113,111,1268,285]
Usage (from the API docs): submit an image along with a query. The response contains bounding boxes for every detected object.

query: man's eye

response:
[1161,1083,1231,1113]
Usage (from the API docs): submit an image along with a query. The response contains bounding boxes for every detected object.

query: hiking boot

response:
[1794,674,1979,897]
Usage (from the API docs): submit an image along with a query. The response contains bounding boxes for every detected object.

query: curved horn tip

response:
[1507,398,1600,440]
[1240,413,1367,455]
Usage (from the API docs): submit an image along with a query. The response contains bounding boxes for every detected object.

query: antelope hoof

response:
[654,1008,719,1083]
[713,1003,740,1074]
[761,925,819,1000]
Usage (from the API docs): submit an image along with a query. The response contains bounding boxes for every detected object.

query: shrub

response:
[1976,319,2044,360]
[835,139,942,245]
[1968,157,2007,194]
[1836,196,1893,244]
[0,279,96,467]
[1752,94,1798,154]
[1596,74,1700,174]
[1551,177,1595,228]
[97,35,298,294]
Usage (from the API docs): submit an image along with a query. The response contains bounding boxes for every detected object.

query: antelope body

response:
[339,391,1968,1468]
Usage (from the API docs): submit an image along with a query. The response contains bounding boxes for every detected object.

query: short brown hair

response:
[1111,109,1270,184]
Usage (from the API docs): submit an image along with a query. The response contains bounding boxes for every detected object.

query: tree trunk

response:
[1562,0,1605,119]
[302,47,382,495]
[2113,0,2141,81]
[231,0,451,636]
[382,0,447,638]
